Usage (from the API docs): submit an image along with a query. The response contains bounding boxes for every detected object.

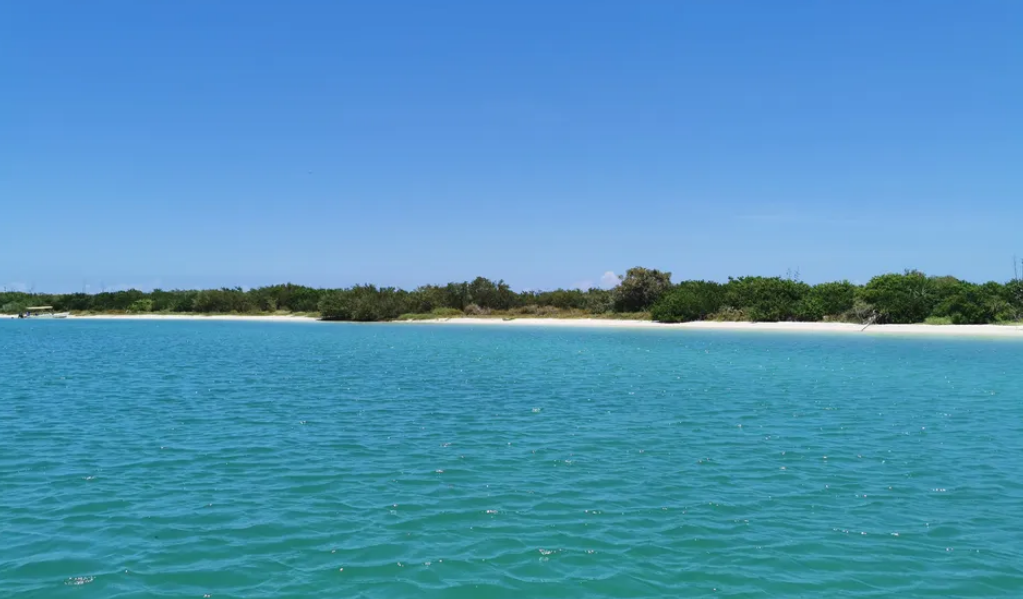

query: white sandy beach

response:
[70,314,318,322]
[394,317,1023,338]
[10,314,1017,337]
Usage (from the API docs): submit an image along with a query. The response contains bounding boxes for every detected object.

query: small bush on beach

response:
[463,303,491,316]
[396,313,437,320]
[510,304,540,315]
[839,299,877,324]
[709,306,748,321]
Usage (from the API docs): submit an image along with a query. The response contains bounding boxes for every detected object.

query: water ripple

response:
[3,322,1023,597]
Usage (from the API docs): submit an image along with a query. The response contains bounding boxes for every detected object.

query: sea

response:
[2,320,1023,598]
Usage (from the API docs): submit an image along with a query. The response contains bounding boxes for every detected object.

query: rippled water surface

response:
[3,321,1023,598]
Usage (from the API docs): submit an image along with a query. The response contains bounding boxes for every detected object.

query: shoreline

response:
[68,314,319,322]
[21,313,1019,337]
[393,318,1023,337]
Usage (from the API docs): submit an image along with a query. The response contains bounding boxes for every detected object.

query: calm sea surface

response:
[3,321,1023,598]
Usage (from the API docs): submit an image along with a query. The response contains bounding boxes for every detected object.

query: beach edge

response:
[20,314,1023,337]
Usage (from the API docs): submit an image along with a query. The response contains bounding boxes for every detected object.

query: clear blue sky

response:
[2,1,1021,293]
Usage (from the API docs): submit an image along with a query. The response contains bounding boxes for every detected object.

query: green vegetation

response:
[649,280,723,323]
[610,267,673,312]
[652,270,1023,324]
[0,283,323,316]
[127,299,154,314]
[4,268,1023,325]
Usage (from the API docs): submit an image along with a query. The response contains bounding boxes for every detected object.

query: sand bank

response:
[70,314,318,322]
[29,314,1023,337]
[395,318,1023,337]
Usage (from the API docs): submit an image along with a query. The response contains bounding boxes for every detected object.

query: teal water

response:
[3,321,1023,598]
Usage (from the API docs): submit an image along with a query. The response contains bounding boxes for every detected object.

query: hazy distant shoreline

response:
[8,313,1013,337]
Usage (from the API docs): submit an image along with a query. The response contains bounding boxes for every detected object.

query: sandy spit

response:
[392,318,1023,338]
[70,314,318,322]
[28,314,1023,337]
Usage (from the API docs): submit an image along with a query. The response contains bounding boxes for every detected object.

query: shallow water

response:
[2,321,1023,597]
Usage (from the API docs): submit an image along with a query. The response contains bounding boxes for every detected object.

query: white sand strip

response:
[70,314,318,322]
[43,314,1023,337]
[394,318,1023,337]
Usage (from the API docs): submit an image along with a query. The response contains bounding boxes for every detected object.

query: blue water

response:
[3,321,1023,598]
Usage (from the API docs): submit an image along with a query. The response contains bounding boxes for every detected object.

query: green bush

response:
[723,277,810,322]
[808,281,856,317]
[1,301,27,315]
[319,285,410,321]
[931,283,995,324]
[611,267,673,312]
[192,288,253,313]
[650,281,723,322]
[794,295,826,322]
[467,277,517,310]
[463,303,490,316]
[127,299,154,313]
[584,288,614,314]
[406,285,450,313]
[5,265,1023,325]
[527,289,588,310]
[859,271,935,324]
[709,306,748,321]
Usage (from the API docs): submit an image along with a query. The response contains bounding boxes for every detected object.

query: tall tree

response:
[611,267,673,312]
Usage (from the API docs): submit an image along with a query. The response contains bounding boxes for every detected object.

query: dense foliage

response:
[649,280,723,323]
[611,267,673,312]
[651,271,1023,324]
[4,269,1023,325]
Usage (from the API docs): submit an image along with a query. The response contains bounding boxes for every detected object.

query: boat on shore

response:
[19,306,70,319]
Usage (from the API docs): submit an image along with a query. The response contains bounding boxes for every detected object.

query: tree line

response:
[3,267,1023,325]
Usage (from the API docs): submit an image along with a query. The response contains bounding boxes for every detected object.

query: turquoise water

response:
[3,321,1023,598]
